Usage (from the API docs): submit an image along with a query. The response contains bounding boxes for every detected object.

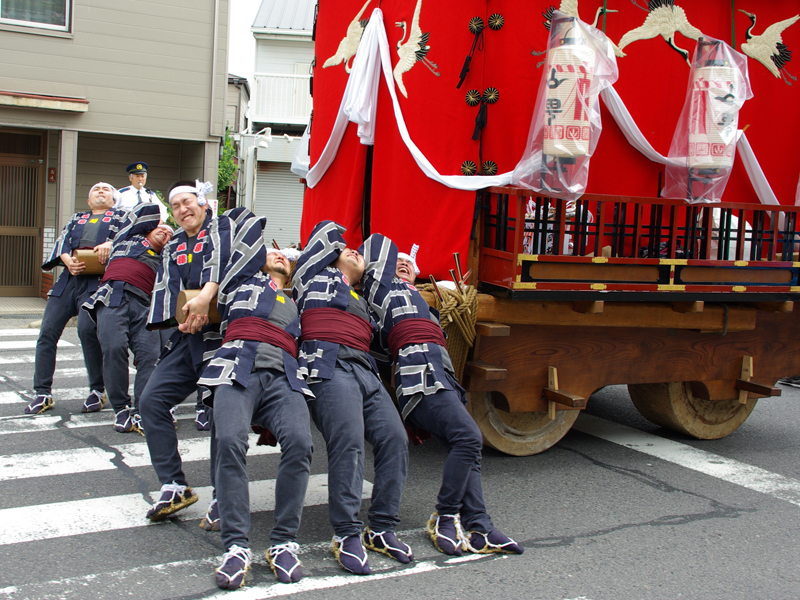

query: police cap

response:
[126,162,148,174]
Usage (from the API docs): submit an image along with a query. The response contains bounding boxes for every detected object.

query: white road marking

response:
[0,435,280,481]
[207,556,491,599]
[0,474,365,546]
[0,350,83,365]
[0,531,493,599]
[0,386,135,405]
[2,366,135,380]
[0,415,62,435]
[0,340,73,350]
[0,329,40,336]
[574,413,800,507]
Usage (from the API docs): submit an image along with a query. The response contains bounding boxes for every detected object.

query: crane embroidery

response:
[739,9,799,85]
[618,0,704,65]
[393,0,440,98]
[322,0,372,73]
[533,1,625,68]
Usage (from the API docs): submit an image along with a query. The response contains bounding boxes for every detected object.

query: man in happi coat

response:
[140,180,232,522]
[197,209,313,589]
[82,202,173,435]
[292,220,411,575]
[360,233,524,556]
[24,183,125,416]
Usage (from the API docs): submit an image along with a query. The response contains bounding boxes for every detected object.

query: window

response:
[0,0,70,32]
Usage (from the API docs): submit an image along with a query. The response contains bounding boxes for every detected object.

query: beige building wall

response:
[0,0,229,142]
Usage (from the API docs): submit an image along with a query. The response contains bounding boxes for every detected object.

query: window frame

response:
[0,0,71,33]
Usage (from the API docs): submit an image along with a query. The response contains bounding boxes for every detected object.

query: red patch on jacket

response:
[78,219,87,225]
[269,279,278,291]
[176,242,187,252]
[102,217,111,223]
[177,254,187,265]
[198,230,206,239]
[142,240,150,247]
[194,243,203,253]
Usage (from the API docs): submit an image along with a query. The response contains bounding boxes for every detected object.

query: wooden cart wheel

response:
[627,382,757,440]
[466,391,579,456]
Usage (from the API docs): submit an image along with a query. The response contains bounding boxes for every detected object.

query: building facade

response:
[247,0,313,248]
[0,0,230,297]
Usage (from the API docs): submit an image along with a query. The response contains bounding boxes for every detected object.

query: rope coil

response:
[420,283,478,381]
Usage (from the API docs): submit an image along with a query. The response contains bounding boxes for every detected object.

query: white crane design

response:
[618,0,704,65]
[322,0,372,73]
[533,2,625,68]
[393,0,440,98]
[739,9,799,84]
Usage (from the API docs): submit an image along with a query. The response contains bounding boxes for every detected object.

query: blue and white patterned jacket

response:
[360,233,455,418]
[43,207,129,298]
[199,210,312,398]
[292,220,377,381]
[82,203,162,313]
[147,210,232,366]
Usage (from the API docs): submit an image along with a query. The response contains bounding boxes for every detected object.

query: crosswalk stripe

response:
[0,350,83,365]
[0,405,194,435]
[0,474,365,546]
[574,413,800,508]
[0,329,40,336]
[0,415,62,435]
[0,340,73,350]
[0,386,135,406]
[0,434,280,482]
[2,366,135,380]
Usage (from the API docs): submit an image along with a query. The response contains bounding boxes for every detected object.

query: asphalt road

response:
[0,318,798,600]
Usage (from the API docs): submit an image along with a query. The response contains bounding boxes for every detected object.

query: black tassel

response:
[472,100,487,140]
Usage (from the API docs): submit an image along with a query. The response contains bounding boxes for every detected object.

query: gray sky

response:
[228,0,262,86]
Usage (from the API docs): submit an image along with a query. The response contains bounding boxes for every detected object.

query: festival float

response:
[297,0,800,455]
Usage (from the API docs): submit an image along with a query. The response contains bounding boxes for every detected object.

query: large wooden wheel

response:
[627,382,757,440]
[466,391,579,456]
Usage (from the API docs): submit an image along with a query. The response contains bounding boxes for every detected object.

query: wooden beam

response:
[752,301,794,313]
[466,360,507,380]
[734,379,781,397]
[475,295,757,332]
[738,355,753,404]
[475,322,511,337]
[543,387,587,408]
[672,301,704,314]
[573,301,604,314]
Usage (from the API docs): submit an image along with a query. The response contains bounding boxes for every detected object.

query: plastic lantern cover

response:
[511,10,618,199]
[662,36,752,203]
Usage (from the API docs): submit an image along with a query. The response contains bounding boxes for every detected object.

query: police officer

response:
[117,161,168,221]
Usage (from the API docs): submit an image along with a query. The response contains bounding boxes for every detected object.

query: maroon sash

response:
[300,307,372,353]
[223,316,297,356]
[101,257,157,294]
[387,318,447,359]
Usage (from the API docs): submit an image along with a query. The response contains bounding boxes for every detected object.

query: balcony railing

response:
[252,73,312,125]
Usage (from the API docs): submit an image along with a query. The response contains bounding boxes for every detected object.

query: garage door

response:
[254,161,304,248]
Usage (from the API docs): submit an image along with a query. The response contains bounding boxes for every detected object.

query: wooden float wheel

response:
[627,382,757,440]
[466,391,579,456]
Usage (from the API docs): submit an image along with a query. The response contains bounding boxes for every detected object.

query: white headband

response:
[168,180,214,206]
[267,247,300,262]
[89,182,120,203]
[156,224,174,235]
[397,243,420,275]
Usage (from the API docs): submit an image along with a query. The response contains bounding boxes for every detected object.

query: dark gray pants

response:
[139,334,214,487]
[308,360,408,537]
[95,294,159,412]
[34,275,103,396]
[405,380,493,533]
[214,369,313,550]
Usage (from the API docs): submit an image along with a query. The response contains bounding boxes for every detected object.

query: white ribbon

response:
[307,8,785,210]
[307,8,512,190]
